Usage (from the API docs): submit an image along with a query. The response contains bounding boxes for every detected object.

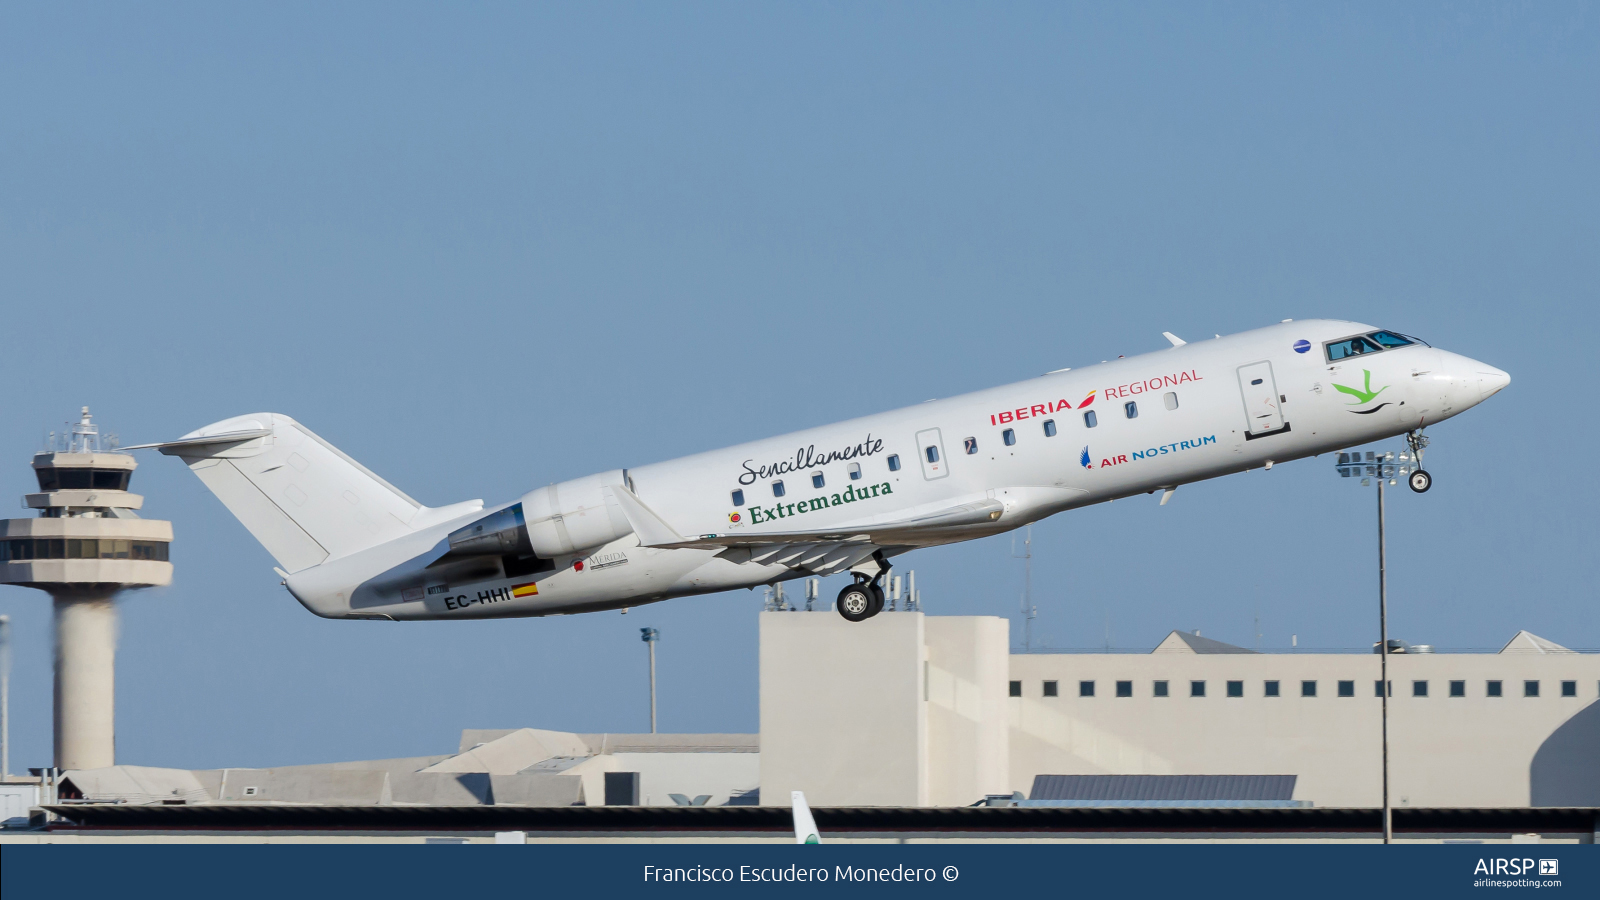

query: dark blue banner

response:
[1,844,1591,899]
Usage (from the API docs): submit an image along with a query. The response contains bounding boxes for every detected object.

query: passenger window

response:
[1083,410,1098,428]
[1367,331,1414,349]
[1043,419,1056,437]
[731,489,744,507]
[811,473,825,489]
[1325,336,1382,361]
[1163,392,1177,410]
[848,462,862,481]
[925,445,939,464]
[772,481,786,498]
[1124,401,1137,419]
[1002,429,1016,446]
[964,437,978,455]
[887,455,901,472]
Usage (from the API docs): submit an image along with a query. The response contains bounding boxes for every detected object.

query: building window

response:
[1449,680,1466,697]
[1043,680,1059,697]
[1153,680,1169,697]
[1487,680,1503,697]
[1226,681,1244,698]
[1413,681,1428,697]
[1116,680,1132,698]
[1003,429,1016,446]
[848,463,862,480]
[1190,680,1206,698]
[1125,401,1138,419]
[1008,680,1022,698]
[811,472,825,489]
[1562,680,1577,697]
[887,454,901,472]
[964,437,978,455]
[1301,680,1317,697]
[1524,680,1540,698]
[1078,681,1094,698]
[1164,391,1178,410]
[1083,410,1098,428]
[1374,680,1391,697]
[772,481,786,498]
[1337,680,1355,697]
[1264,680,1280,697]
[731,489,744,507]
[1043,419,1057,437]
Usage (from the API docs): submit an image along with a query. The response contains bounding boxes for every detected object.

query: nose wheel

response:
[1405,428,1432,494]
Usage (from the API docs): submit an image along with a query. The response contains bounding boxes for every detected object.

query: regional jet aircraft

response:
[132,320,1508,622]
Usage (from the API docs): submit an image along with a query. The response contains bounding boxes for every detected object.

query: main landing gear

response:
[836,552,890,623]
[1406,428,1432,494]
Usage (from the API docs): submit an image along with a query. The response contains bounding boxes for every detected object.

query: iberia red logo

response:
[990,391,1095,426]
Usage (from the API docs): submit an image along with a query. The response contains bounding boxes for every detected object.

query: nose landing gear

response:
[1406,429,1432,494]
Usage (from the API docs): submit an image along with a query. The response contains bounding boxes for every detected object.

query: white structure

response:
[0,410,172,770]
[25,612,1598,812]
[758,612,1600,809]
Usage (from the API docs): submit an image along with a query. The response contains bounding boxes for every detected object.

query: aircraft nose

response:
[1476,364,1510,400]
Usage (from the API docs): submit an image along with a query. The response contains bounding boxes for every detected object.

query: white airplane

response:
[132,320,1507,623]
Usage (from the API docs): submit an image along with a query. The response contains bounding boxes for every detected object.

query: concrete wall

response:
[1008,652,1600,808]
[760,611,927,807]
[925,616,1010,806]
[759,611,1010,808]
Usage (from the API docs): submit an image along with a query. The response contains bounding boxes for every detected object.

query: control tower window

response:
[35,469,130,491]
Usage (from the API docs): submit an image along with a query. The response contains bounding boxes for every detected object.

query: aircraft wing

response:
[610,484,1005,559]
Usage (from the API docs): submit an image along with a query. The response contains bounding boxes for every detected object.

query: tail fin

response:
[130,413,479,574]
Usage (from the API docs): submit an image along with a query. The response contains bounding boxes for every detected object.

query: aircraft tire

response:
[867,583,885,617]
[1408,470,1432,493]
[837,583,875,622]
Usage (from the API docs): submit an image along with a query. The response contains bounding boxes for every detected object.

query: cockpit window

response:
[1325,336,1381,361]
[1367,331,1414,349]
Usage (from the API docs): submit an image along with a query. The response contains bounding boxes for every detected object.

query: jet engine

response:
[518,469,633,556]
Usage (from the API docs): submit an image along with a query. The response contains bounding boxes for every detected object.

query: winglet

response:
[610,484,689,547]
[1162,332,1186,347]
[792,791,820,844]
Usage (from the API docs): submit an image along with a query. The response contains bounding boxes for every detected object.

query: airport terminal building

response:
[10,612,1595,825]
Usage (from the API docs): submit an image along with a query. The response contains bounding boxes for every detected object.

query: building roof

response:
[1499,630,1574,654]
[1152,631,1256,654]
[1030,775,1297,802]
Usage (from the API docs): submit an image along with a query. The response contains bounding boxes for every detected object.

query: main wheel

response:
[1408,469,1432,493]
[868,583,885,616]
[837,583,875,622]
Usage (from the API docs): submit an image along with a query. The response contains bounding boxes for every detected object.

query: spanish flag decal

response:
[511,581,539,598]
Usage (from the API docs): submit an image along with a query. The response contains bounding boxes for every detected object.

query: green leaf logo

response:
[1332,369,1387,405]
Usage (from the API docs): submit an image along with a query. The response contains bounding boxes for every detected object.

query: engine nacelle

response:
[519,469,633,557]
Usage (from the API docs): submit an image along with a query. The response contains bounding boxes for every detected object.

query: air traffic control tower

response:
[0,409,172,770]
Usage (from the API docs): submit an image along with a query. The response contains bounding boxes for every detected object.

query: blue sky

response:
[1,3,1595,770]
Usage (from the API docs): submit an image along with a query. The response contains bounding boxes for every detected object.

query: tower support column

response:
[52,588,118,771]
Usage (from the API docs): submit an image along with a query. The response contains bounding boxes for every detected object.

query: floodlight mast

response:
[1333,449,1414,845]
[640,627,660,734]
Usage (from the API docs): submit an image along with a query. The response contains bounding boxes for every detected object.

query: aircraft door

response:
[914,428,949,480]
[1237,361,1286,437]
